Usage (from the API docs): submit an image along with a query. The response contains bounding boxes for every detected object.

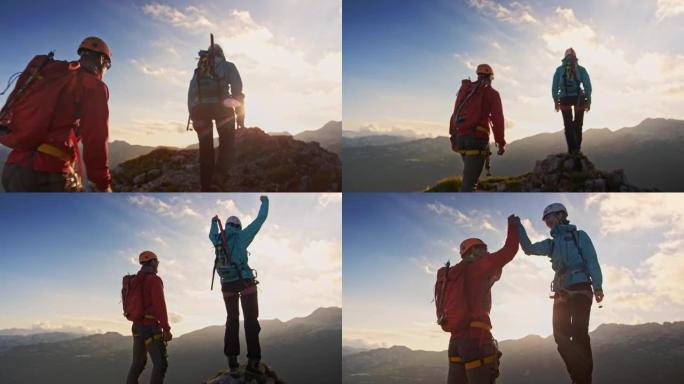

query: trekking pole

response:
[186,114,192,131]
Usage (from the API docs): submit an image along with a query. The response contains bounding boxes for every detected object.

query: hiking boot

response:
[245,359,266,382]
[228,355,239,372]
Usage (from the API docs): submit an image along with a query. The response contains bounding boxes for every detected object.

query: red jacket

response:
[6,62,112,190]
[451,222,519,340]
[450,81,506,147]
[138,271,171,333]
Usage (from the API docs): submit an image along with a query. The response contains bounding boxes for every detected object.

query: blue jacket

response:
[188,56,244,113]
[551,61,592,104]
[518,223,602,291]
[210,199,269,283]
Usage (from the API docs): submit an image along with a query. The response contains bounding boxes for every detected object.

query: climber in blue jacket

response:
[517,203,603,384]
[210,195,268,377]
[552,48,592,155]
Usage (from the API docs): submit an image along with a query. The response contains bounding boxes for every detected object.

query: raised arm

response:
[482,215,520,271]
[518,222,552,256]
[579,230,602,291]
[240,196,269,247]
[209,216,221,245]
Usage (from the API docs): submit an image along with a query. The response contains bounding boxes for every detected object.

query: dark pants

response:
[192,104,236,192]
[457,136,489,192]
[447,337,500,384]
[222,280,261,361]
[126,324,168,384]
[2,162,80,192]
[559,96,586,154]
[553,285,593,384]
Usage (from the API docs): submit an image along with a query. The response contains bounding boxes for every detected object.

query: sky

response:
[0,0,341,147]
[343,193,684,351]
[343,0,684,141]
[0,193,342,336]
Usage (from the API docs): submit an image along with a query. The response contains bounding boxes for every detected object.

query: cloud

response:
[468,0,538,24]
[586,194,684,235]
[139,5,341,133]
[143,3,215,30]
[520,218,546,243]
[427,202,499,232]
[318,193,342,208]
[168,312,184,324]
[655,0,684,20]
[128,195,200,218]
[587,194,684,307]
[129,58,189,86]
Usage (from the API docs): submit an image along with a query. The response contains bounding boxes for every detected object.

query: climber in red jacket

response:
[2,37,112,192]
[126,251,172,384]
[446,215,520,384]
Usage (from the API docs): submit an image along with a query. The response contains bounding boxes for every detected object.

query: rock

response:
[133,173,146,185]
[426,152,656,192]
[563,158,575,171]
[204,363,285,384]
[112,127,341,192]
[147,168,161,179]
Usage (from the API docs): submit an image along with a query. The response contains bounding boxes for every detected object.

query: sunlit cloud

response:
[130,3,341,145]
[128,195,200,218]
[143,3,215,30]
[655,0,684,20]
[468,0,538,24]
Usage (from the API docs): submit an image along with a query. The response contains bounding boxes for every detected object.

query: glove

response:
[260,195,268,203]
[585,103,591,112]
[554,102,560,112]
[163,330,173,342]
[496,143,505,155]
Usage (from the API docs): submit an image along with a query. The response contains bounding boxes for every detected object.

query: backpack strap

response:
[453,81,481,125]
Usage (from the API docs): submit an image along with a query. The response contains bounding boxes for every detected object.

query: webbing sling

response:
[36,143,71,162]
[448,353,497,369]
[144,333,163,345]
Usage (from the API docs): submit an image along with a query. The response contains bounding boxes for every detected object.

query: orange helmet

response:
[139,250,158,264]
[460,238,486,256]
[476,64,494,76]
[78,36,112,62]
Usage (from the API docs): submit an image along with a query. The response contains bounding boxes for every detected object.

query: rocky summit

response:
[204,363,285,384]
[427,152,654,192]
[112,127,341,192]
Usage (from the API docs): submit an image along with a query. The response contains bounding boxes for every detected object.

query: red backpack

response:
[434,261,472,332]
[121,273,147,322]
[450,79,488,138]
[0,53,82,150]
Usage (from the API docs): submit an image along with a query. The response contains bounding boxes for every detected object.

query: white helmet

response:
[542,203,567,219]
[226,216,242,228]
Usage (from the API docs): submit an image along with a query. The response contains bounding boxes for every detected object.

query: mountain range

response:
[342,321,684,384]
[0,307,341,384]
[343,118,684,192]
